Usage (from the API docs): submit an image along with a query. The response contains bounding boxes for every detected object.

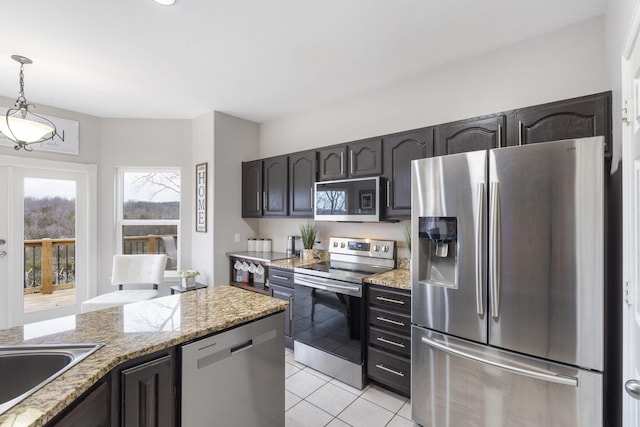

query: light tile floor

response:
[284,347,419,427]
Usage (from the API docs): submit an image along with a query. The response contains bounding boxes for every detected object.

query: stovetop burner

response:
[293,237,396,284]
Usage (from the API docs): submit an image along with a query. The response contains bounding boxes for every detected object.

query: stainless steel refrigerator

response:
[410,137,605,427]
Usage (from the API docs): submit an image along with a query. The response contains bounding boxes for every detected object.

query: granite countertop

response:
[226,250,293,262]
[364,269,411,291]
[0,286,288,427]
[266,256,322,270]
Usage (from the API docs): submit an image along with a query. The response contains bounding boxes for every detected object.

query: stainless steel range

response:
[293,236,395,389]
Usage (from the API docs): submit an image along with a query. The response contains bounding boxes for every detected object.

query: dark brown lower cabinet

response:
[112,349,176,427]
[48,379,111,427]
[366,285,411,397]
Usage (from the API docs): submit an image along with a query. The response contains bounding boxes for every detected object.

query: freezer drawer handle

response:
[376,296,405,305]
[421,336,578,387]
[375,364,405,377]
[625,380,640,400]
[376,336,405,348]
[376,316,405,327]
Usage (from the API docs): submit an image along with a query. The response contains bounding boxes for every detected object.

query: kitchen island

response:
[0,286,288,427]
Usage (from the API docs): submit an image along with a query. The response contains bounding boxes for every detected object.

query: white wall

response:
[257,16,609,254]
[0,95,101,164]
[212,112,259,285]
[99,118,192,295]
[191,112,215,285]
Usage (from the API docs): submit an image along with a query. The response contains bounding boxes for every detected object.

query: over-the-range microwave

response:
[314,176,383,222]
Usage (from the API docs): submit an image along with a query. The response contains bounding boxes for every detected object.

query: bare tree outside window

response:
[119,170,181,269]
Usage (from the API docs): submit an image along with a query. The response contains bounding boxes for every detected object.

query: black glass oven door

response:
[293,283,364,364]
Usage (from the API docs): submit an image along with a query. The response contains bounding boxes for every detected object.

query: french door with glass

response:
[0,157,96,328]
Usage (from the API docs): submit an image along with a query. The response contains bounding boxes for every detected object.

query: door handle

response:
[475,183,484,316]
[625,380,640,400]
[422,335,578,387]
[489,181,500,318]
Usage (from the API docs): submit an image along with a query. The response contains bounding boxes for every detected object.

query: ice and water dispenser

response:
[417,217,458,288]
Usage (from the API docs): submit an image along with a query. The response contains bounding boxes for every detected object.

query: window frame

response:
[115,167,181,278]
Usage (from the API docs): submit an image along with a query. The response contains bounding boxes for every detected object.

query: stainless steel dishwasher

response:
[181,312,284,427]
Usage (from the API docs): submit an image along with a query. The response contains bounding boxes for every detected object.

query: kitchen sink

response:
[0,343,103,415]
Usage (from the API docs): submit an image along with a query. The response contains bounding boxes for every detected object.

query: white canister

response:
[247,238,256,251]
[255,239,264,252]
[262,238,272,252]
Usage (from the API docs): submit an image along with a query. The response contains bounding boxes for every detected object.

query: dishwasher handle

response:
[193,328,277,370]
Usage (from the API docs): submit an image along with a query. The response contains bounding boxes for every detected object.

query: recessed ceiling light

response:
[152,0,176,5]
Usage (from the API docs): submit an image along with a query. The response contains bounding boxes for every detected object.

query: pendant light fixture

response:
[0,55,57,151]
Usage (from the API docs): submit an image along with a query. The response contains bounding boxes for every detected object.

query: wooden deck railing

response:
[23,234,177,295]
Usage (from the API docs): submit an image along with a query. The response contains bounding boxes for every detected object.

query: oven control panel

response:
[329,237,395,260]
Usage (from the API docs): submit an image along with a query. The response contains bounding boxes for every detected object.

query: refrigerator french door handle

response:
[475,183,484,316]
[490,181,500,319]
[421,335,578,387]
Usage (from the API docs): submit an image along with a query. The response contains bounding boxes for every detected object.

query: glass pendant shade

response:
[0,114,55,143]
[0,55,57,150]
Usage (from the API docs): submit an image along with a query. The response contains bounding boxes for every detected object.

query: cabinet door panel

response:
[263,156,288,216]
[121,354,173,427]
[349,138,383,177]
[383,128,433,218]
[241,160,262,217]
[289,151,316,217]
[318,146,348,181]
[435,115,505,156]
[509,92,611,153]
[270,283,293,340]
[51,380,110,427]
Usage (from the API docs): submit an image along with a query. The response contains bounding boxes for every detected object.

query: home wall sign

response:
[196,162,207,232]
[0,107,80,155]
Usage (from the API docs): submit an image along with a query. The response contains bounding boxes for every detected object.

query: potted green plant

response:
[299,221,318,260]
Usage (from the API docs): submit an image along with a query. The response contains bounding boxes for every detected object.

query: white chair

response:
[81,254,167,313]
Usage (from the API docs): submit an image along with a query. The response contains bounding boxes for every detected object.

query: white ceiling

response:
[0,0,608,122]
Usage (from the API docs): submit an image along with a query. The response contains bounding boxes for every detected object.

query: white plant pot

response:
[182,276,196,288]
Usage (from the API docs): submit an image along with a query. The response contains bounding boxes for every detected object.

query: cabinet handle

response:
[289,296,293,321]
[350,150,354,174]
[376,296,405,305]
[497,124,502,148]
[340,152,344,175]
[386,181,390,207]
[376,336,405,348]
[375,364,405,377]
[263,191,267,211]
[256,192,260,210]
[376,316,405,327]
[310,187,314,210]
[272,275,289,281]
[518,121,523,146]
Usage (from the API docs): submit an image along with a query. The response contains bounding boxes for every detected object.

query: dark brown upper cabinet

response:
[506,92,611,154]
[241,160,262,218]
[242,156,288,218]
[318,138,382,181]
[434,115,506,156]
[263,155,289,216]
[288,150,317,218]
[382,128,433,219]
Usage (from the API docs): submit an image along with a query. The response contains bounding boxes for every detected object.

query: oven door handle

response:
[294,276,361,296]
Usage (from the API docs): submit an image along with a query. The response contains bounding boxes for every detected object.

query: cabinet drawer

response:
[368,307,411,335]
[367,347,410,396]
[268,268,294,288]
[368,326,410,358]
[368,287,411,314]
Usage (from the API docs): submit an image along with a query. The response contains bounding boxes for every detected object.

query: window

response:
[116,169,180,272]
